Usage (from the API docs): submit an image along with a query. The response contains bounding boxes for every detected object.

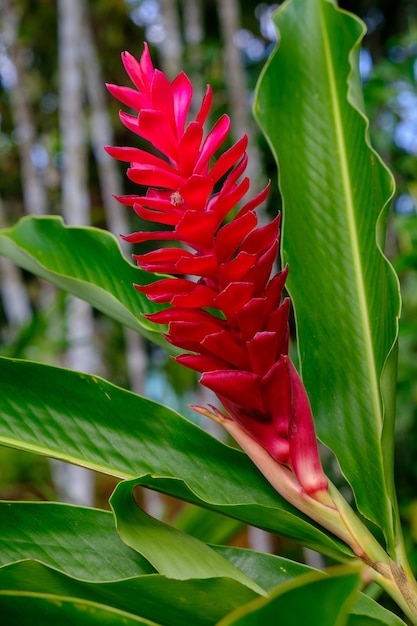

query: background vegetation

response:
[0,0,416,574]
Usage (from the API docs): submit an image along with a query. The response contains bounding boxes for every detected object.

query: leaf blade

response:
[0,215,165,346]
[254,0,400,550]
[0,355,349,559]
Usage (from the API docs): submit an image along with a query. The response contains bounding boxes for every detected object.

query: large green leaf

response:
[0,215,165,346]
[0,586,160,626]
[0,355,349,559]
[0,502,154,579]
[172,503,244,545]
[213,547,407,626]
[0,561,258,626]
[254,0,400,551]
[0,504,404,625]
[110,482,265,595]
[217,565,362,626]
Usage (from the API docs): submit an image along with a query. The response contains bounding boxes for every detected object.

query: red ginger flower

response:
[106,44,328,497]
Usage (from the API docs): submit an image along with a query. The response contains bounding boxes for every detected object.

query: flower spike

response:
[107,44,328,498]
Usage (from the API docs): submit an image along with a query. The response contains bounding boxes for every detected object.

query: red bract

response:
[107,44,328,497]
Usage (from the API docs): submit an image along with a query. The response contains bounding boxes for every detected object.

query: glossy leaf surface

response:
[0,215,164,345]
[0,502,154,579]
[254,0,400,549]
[0,514,405,626]
[110,482,265,594]
[217,565,361,625]
[0,355,349,558]
[0,560,257,626]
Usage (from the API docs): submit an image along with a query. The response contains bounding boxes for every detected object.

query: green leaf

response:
[0,505,404,625]
[0,561,258,626]
[172,503,244,545]
[0,355,349,559]
[0,586,161,626]
[216,565,362,626]
[213,547,406,626]
[110,481,265,595]
[0,502,155,579]
[0,215,166,346]
[254,0,400,551]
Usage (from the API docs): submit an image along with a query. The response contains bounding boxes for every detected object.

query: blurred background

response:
[0,0,416,585]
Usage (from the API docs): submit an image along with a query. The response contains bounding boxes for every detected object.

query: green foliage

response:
[0,216,166,346]
[0,0,416,623]
[254,0,400,552]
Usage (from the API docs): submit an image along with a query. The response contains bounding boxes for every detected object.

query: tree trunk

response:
[183,0,204,107]
[80,0,147,396]
[0,198,32,331]
[159,0,183,79]
[216,0,268,221]
[56,0,97,505]
[1,0,48,216]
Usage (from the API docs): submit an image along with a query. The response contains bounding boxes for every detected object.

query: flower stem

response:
[197,407,417,622]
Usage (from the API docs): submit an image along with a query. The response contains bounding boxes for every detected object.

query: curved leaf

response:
[0,502,154,580]
[217,565,362,626]
[0,355,349,559]
[110,481,265,595]
[254,0,400,551]
[0,507,404,626]
[0,561,257,626]
[214,547,406,626]
[0,215,165,346]
[0,589,160,625]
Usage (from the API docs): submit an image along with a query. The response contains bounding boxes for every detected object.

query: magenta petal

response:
[247,331,279,377]
[201,370,264,413]
[214,282,255,321]
[137,110,179,161]
[105,84,150,111]
[212,178,250,226]
[152,69,176,131]
[288,361,328,495]
[134,204,180,226]
[201,330,251,370]
[240,182,271,214]
[241,216,280,256]
[175,353,231,373]
[172,284,216,308]
[261,357,292,437]
[112,194,143,207]
[237,298,268,341]
[171,72,193,136]
[179,122,204,175]
[215,210,258,264]
[179,175,214,211]
[119,111,141,135]
[133,248,194,273]
[135,278,195,303]
[176,253,218,279]
[266,298,291,349]
[221,154,248,193]
[176,210,218,249]
[122,47,153,96]
[219,252,258,288]
[244,241,279,293]
[106,146,173,170]
[196,85,213,126]
[127,165,185,189]
[146,308,225,325]
[209,135,248,183]
[195,115,231,173]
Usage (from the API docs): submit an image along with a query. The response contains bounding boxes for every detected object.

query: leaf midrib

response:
[319,5,382,432]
